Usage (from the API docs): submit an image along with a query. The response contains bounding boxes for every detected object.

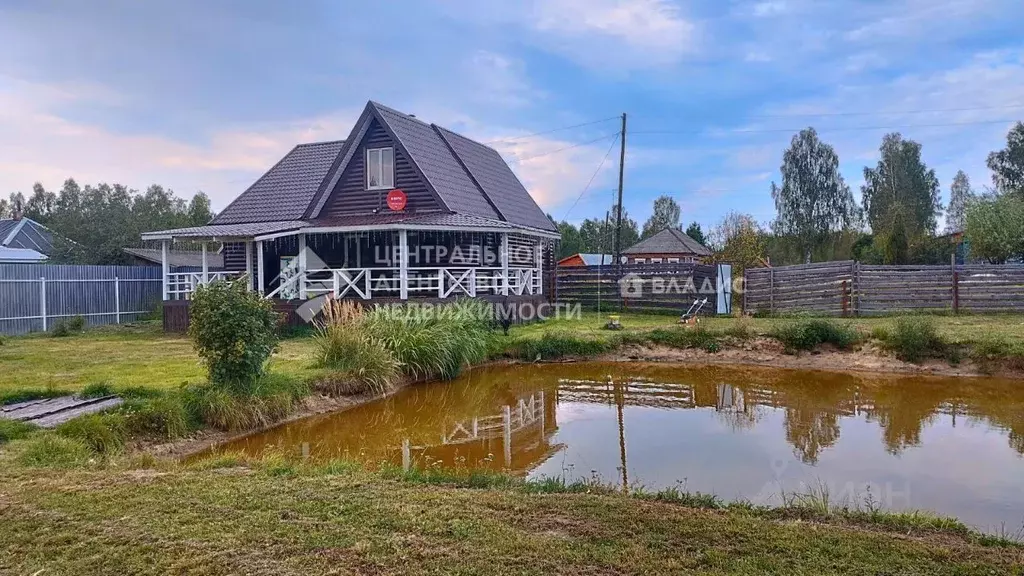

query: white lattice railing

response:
[165,271,247,300]
[266,266,541,301]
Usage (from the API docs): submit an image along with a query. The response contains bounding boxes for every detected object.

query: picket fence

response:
[743,260,1024,316]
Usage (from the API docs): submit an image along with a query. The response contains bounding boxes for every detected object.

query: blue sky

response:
[1,0,1022,231]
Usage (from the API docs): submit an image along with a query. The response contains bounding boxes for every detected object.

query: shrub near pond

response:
[878,317,949,363]
[188,280,279,390]
[770,319,860,353]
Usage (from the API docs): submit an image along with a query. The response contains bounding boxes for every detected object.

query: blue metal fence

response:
[0,264,162,335]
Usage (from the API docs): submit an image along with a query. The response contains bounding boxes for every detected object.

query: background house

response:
[557,253,614,267]
[0,215,53,263]
[621,228,711,264]
[123,247,225,271]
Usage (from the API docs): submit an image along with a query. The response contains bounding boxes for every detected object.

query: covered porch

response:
[142,217,557,305]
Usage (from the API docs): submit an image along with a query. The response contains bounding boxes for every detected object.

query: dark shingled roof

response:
[622,228,711,256]
[434,126,556,232]
[212,140,345,225]
[1,217,55,254]
[141,221,308,240]
[148,100,557,238]
[370,102,501,221]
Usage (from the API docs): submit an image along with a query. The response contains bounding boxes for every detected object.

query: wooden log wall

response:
[743,261,1024,316]
[555,263,721,314]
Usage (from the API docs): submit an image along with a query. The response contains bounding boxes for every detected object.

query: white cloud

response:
[442,0,698,69]
[0,76,359,209]
[463,51,542,108]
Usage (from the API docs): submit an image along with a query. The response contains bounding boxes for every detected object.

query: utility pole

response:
[613,112,627,265]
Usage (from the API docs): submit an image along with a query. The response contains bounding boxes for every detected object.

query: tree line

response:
[763,122,1024,265]
[554,121,1024,268]
[0,179,214,265]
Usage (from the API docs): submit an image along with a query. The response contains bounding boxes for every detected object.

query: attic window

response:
[366,147,394,190]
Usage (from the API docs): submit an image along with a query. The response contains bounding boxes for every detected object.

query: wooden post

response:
[161,240,169,301]
[298,233,307,300]
[244,240,254,291]
[399,229,409,300]
[951,253,960,314]
[852,261,860,317]
[256,240,265,296]
[535,239,544,295]
[402,439,411,472]
[503,405,512,468]
[768,268,775,314]
[500,233,509,296]
[201,242,209,285]
[841,279,849,317]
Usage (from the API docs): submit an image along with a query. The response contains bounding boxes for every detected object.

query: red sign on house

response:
[386,189,407,211]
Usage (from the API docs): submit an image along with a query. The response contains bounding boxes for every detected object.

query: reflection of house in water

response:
[401,391,557,471]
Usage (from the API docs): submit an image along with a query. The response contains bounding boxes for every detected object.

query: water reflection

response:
[213,363,1024,530]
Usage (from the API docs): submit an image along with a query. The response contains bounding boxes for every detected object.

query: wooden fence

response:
[743,261,1024,316]
[555,263,727,314]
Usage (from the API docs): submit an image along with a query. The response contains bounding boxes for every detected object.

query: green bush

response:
[882,317,947,363]
[188,280,280,390]
[0,419,38,444]
[13,435,94,468]
[123,395,194,439]
[55,413,127,455]
[770,319,860,352]
[507,332,613,360]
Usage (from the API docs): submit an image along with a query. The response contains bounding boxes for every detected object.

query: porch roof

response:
[140,213,559,242]
[140,220,308,241]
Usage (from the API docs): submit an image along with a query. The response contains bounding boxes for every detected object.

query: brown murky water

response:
[215,363,1024,532]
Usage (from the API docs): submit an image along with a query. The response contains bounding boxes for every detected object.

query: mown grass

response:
[1,458,1020,575]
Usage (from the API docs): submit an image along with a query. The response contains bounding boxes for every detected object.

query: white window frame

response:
[667,257,680,264]
[650,257,663,264]
[634,258,646,264]
[366,147,395,190]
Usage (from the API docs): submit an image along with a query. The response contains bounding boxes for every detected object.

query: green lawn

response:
[3,312,1024,395]
[1,464,1020,575]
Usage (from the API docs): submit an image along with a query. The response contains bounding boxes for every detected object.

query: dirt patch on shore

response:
[602,337,1023,378]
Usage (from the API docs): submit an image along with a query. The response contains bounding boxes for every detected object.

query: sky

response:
[1,0,1023,231]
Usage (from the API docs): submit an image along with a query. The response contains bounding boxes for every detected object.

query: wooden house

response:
[621,228,711,264]
[141,101,559,327]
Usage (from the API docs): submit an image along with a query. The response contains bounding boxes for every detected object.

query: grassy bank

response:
[1,457,1021,575]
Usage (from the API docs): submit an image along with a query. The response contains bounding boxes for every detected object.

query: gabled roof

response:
[622,228,711,256]
[212,140,345,225]
[0,217,55,255]
[147,100,557,238]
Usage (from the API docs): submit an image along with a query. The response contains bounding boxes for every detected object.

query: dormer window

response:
[367,147,394,190]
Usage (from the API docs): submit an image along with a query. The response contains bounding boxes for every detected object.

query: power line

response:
[560,133,621,221]
[508,132,620,164]
[630,118,1021,136]
[483,116,620,145]
[741,102,1024,119]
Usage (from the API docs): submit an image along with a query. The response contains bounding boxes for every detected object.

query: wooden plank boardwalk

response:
[1,395,123,427]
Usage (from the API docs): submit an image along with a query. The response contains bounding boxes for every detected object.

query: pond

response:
[215,362,1024,532]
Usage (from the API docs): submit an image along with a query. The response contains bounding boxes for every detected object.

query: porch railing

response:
[264,266,542,301]
[165,271,248,300]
